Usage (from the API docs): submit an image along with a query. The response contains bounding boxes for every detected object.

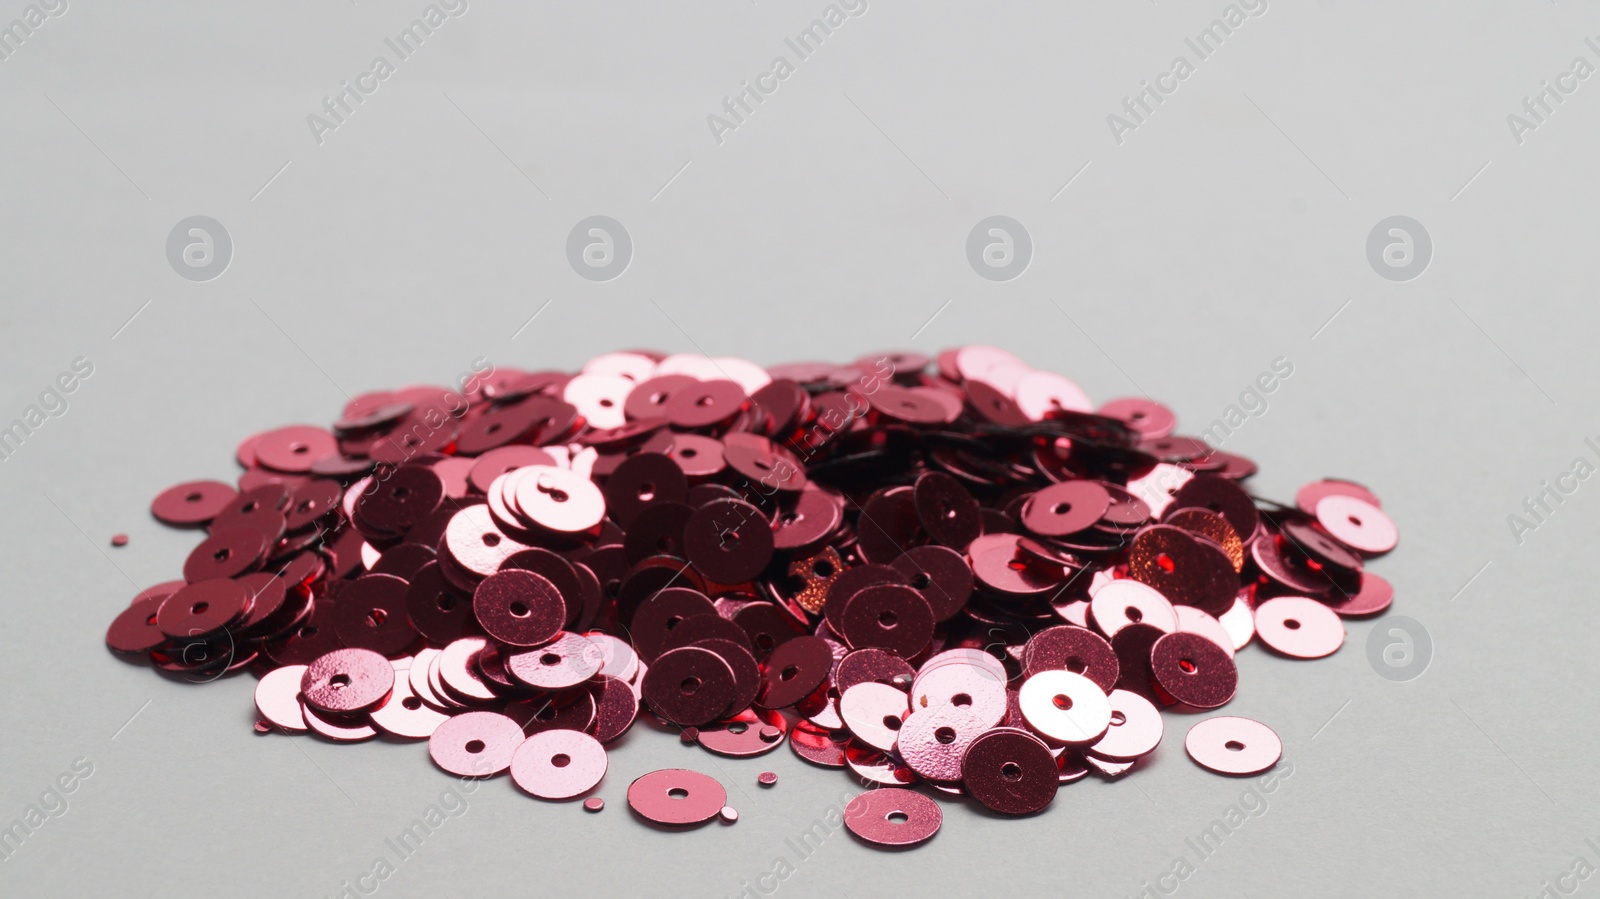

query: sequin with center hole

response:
[429,711,524,777]
[1150,631,1238,709]
[627,769,727,826]
[756,636,833,709]
[507,632,605,690]
[1019,670,1111,746]
[1021,625,1120,691]
[1254,596,1345,659]
[910,662,1007,728]
[301,648,395,714]
[151,480,238,526]
[1316,495,1398,554]
[962,727,1059,815]
[1324,572,1394,618]
[843,787,941,848]
[511,729,607,800]
[840,682,911,752]
[1089,579,1176,638]
[473,569,566,648]
[1088,689,1163,761]
[896,703,988,782]
[640,647,737,727]
[1185,716,1282,775]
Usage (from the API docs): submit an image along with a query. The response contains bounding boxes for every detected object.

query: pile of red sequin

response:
[105,346,1397,847]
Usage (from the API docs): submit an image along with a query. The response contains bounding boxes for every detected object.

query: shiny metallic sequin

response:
[254,664,309,734]
[962,727,1059,815]
[1089,689,1163,761]
[627,769,727,826]
[301,648,395,714]
[1019,670,1112,746]
[1185,716,1282,775]
[1254,596,1346,659]
[511,729,607,800]
[1149,632,1238,709]
[839,682,910,752]
[843,787,941,847]
[429,711,524,777]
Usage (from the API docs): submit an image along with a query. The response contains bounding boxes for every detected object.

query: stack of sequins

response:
[105,346,1397,848]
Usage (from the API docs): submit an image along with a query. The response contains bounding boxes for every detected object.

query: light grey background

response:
[2,1,1596,896]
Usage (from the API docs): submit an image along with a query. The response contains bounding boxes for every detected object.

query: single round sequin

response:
[1254,596,1345,659]
[962,727,1059,815]
[183,526,267,583]
[912,471,981,549]
[838,583,934,658]
[843,788,941,848]
[513,467,607,535]
[1150,632,1238,709]
[683,499,774,584]
[511,729,607,800]
[1127,525,1236,616]
[1099,397,1176,438]
[473,569,566,647]
[584,797,605,812]
[252,425,338,473]
[1185,716,1282,776]
[1316,495,1398,554]
[369,665,451,739]
[1015,370,1093,420]
[627,769,728,826]
[301,648,395,714]
[157,579,251,639]
[910,662,1007,729]
[151,480,238,526]
[1023,481,1111,537]
[1089,689,1163,761]
[507,632,605,690]
[897,704,988,782]
[1089,579,1177,638]
[333,573,418,656]
[641,647,737,727]
[757,636,833,709]
[891,545,973,623]
[1019,670,1111,746]
[1021,625,1120,693]
[429,711,524,777]
[839,682,911,752]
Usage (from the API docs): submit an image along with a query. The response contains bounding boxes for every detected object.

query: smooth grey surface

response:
[2,1,1597,896]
